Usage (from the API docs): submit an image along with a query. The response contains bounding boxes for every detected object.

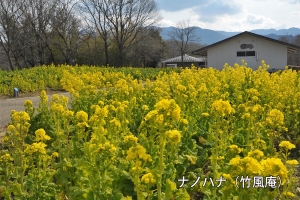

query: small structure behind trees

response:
[161,54,206,68]
[167,20,201,67]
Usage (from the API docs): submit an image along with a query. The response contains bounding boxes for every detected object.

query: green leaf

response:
[86,190,94,200]
[176,188,190,200]
[11,182,22,196]
[111,192,124,200]
[165,179,177,200]
[120,196,132,200]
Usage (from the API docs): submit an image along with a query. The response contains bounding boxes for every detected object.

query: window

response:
[237,51,256,57]
[246,51,255,56]
[237,51,246,57]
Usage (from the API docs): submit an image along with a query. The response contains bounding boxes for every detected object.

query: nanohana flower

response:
[24,100,33,109]
[141,173,155,184]
[154,99,181,120]
[75,110,88,122]
[25,142,47,154]
[279,141,296,150]
[211,99,235,116]
[282,191,295,197]
[126,144,152,162]
[142,105,149,111]
[165,130,181,144]
[0,153,13,162]
[98,142,117,155]
[124,135,138,144]
[247,149,264,160]
[265,109,284,126]
[261,158,288,185]
[201,112,210,117]
[286,159,299,166]
[229,156,262,176]
[229,144,243,154]
[11,111,30,123]
[52,152,59,157]
[35,128,51,141]
[180,118,188,125]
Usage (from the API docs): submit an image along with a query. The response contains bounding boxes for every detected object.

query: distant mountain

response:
[159,26,228,45]
[158,26,300,45]
[250,27,300,36]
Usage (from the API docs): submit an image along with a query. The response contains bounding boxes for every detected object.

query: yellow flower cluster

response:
[143,99,181,128]
[261,158,288,184]
[124,135,138,144]
[98,142,117,155]
[126,145,152,162]
[211,99,235,116]
[109,118,121,128]
[35,128,51,141]
[154,99,181,120]
[229,156,288,185]
[286,159,299,166]
[165,130,181,144]
[63,110,74,120]
[11,111,30,123]
[279,141,296,150]
[229,145,243,154]
[3,62,300,198]
[141,173,156,184]
[24,100,33,109]
[265,109,284,127]
[229,156,262,176]
[25,142,47,154]
[75,110,89,128]
[0,153,13,162]
[75,110,88,122]
[52,152,59,157]
[247,149,264,160]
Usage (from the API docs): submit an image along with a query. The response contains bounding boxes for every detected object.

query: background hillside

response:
[159,27,300,45]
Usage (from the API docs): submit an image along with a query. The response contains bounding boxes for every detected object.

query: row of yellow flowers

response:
[0,64,181,96]
[0,60,299,199]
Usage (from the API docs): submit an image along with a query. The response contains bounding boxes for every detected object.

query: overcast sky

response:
[156,0,300,31]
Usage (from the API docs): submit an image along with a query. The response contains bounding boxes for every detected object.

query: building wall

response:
[207,34,287,70]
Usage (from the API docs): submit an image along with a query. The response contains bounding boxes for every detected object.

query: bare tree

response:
[17,0,60,67]
[102,0,161,67]
[127,27,166,67]
[51,0,82,65]
[168,20,201,67]
[79,0,112,66]
[0,0,24,70]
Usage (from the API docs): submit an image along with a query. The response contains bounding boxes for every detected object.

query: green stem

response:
[19,124,25,192]
[212,130,218,199]
[136,169,141,200]
[270,131,275,156]
[157,135,165,200]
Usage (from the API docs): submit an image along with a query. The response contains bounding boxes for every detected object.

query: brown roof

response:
[192,31,300,56]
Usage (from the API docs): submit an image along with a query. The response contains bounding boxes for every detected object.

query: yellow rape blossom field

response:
[0,60,300,199]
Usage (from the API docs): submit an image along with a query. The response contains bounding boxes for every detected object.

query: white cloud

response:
[158,0,300,31]
[288,11,300,17]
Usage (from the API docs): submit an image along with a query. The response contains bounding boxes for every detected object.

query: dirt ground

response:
[0,89,70,140]
[0,125,7,139]
[0,88,68,100]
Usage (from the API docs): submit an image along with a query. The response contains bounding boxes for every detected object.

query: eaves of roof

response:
[162,54,206,63]
[192,31,300,56]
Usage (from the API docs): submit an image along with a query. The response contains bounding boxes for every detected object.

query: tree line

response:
[0,0,173,70]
